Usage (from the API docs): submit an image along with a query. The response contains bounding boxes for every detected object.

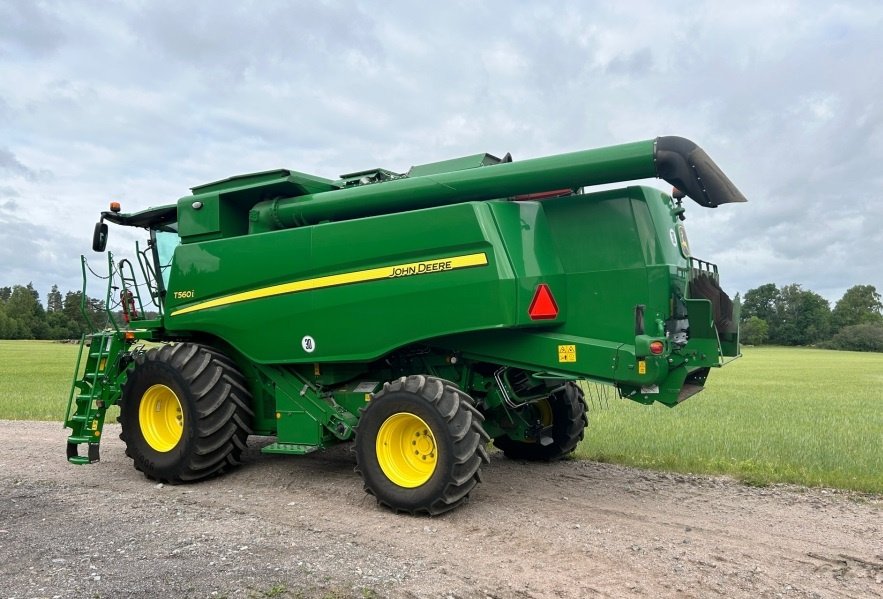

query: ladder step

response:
[69,415,90,422]
[68,456,91,465]
[67,436,93,444]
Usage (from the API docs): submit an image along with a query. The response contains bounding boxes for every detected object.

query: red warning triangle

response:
[528,284,559,320]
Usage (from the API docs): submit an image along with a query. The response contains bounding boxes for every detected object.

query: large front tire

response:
[494,381,588,461]
[119,343,253,483]
[355,375,490,515]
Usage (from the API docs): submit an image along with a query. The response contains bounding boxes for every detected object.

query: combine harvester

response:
[64,136,744,514]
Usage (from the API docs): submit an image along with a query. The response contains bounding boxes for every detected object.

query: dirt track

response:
[1,420,881,598]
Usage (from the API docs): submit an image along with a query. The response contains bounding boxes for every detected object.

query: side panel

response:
[164,203,521,363]
[448,188,674,379]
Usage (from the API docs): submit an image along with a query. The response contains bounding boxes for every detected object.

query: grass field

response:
[0,340,82,421]
[576,346,883,493]
[1,340,881,493]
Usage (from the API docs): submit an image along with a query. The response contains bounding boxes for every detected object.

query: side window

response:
[153,227,181,290]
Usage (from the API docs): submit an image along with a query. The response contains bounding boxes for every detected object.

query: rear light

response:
[649,340,665,355]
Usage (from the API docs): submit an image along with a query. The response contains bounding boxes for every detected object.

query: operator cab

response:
[92,202,180,319]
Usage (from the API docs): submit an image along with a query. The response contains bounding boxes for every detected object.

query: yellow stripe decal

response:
[170,252,488,317]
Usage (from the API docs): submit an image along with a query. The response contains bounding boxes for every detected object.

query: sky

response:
[1,0,882,306]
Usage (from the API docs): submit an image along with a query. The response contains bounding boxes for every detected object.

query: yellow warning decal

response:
[558,344,576,363]
[637,360,647,375]
[170,252,488,317]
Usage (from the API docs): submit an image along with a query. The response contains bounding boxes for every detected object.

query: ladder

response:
[64,331,126,464]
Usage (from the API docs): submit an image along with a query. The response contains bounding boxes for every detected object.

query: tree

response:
[831,285,883,332]
[3,284,48,339]
[63,290,108,333]
[774,284,831,346]
[741,316,769,345]
[0,286,11,302]
[0,302,14,338]
[742,283,779,324]
[826,323,883,352]
[47,284,63,312]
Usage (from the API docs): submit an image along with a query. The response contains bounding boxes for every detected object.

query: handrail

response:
[79,256,96,333]
[118,258,146,319]
[104,252,120,333]
[63,334,87,426]
[135,240,163,317]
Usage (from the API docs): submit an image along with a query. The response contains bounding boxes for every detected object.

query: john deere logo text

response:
[390,260,453,278]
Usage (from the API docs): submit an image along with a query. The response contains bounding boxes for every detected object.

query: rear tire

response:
[494,381,587,461]
[355,375,490,515]
[119,343,253,483]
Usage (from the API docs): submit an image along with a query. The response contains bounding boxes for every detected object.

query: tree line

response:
[0,283,125,339]
[739,283,883,352]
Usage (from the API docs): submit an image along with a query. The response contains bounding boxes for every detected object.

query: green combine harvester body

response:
[64,136,744,514]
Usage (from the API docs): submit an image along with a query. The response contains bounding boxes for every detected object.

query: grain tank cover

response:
[407,152,511,178]
[190,169,339,196]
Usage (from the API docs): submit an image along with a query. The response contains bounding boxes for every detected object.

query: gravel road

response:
[1,420,881,598]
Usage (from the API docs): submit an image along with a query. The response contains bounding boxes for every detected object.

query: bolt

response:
[412,441,416,445]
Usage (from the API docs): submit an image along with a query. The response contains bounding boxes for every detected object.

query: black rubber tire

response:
[119,343,253,483]
[355,375,490,515]
[494,381,588,461]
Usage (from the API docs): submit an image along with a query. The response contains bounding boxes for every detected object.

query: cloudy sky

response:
[1,1,881,305]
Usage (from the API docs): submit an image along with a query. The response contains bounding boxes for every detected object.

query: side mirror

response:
[92,222,108,252]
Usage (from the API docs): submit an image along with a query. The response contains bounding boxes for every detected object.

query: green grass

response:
[576,346,883,493]
[1,340,880,493]
[0,340,82,420]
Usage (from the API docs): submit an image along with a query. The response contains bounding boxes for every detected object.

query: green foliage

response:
[741,282,883,348]
[831,284,883,331]
[62,290,109,333]
[741,282,831,346]
[774,284,830,345]
[262,583,287,598]
[47,284,63,313]
[2,284,48,339]
[577,346,883,493]
[741,283,778,323]
[0,282,109,340]
[740,316,768,345]
[824,323,883,352]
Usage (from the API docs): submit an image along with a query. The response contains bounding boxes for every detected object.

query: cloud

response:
[0,1,881,306]
[0,148,38,180]
[0,2,66,58]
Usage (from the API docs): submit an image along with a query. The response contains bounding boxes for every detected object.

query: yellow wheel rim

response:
[536,399,553,427]
[139,384,183,452]
[524,399,553,443]
[376,413,437,488]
